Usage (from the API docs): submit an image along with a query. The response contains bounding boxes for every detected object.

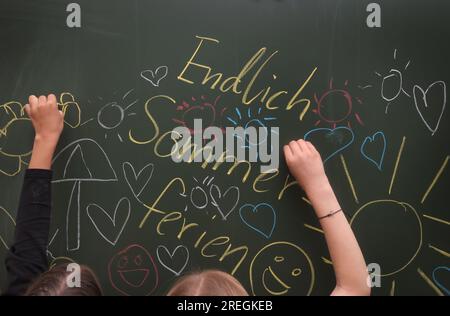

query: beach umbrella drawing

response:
[52,138,117,251]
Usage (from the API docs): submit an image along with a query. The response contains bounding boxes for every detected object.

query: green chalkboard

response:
[0,0,449,296]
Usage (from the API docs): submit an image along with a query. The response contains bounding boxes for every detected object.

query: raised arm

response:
[4,95,63,296]
[284,139,370,296]
[27,94,64,170]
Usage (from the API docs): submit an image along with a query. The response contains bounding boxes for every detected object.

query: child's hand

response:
[283,139,330,195]
[25,95,64,145]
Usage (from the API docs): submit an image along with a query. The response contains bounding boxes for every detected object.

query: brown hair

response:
[167,270,248,296]
[25,264,103,296]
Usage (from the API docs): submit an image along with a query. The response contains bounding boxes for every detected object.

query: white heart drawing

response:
[140,66,168,87]
[209,184,240,220]
[86,197,131,246]
[122,162,154,199]
[156,245,189,276]
[413,81,447,136]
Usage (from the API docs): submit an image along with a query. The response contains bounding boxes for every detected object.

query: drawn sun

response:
[92,89,138,142]
[303,138,449,296]
[312,79,364,129]
[172,95,225,134]
[374,49,411,114]
[226,106,278,149]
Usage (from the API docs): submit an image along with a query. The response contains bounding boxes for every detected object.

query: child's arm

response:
[4,95,63,296]
[284,139,370,296]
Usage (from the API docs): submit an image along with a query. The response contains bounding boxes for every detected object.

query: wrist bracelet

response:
[318,209,342,220]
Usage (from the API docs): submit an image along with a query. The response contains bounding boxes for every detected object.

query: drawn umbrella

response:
[52,138,118,251]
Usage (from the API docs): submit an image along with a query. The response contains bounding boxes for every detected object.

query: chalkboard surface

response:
[0,0,449,296]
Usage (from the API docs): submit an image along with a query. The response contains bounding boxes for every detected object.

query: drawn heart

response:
[304,127,355,163]
[123,162,154,199]
[432,266,450,296]
[209,184,240,220]
[239,203,276,239]
[140,66,168,87]
[156,245,190,276]
[360,131,387,170]
[413,81,446,136]
[87,197,131,246]
[0,206,16,250]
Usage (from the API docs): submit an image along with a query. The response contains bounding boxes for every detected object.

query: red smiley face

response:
[108,244,159,296]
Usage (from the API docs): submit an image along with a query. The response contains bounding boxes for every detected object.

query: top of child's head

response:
[25,264,103,296]
[25,264,248,296]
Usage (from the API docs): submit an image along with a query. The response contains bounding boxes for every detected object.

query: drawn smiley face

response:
[249,242,315,296]
[108,244,159,296]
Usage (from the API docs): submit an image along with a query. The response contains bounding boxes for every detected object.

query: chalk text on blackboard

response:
[128,95,301,200]
[171,119,279,173]
[178,36,317,121]
[139,177,249,275]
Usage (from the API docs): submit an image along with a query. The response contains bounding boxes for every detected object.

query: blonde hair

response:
[167,270,248,296]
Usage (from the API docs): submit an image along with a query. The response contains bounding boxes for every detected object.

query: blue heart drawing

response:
[239,203,276,239]
[360,131,387,170]
[432,266,450,296]
[304,127,355,163]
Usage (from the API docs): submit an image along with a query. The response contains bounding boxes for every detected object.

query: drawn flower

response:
[0,93,83,177]
[0,101,32,176]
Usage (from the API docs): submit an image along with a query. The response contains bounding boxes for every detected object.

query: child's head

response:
[26,266,246,296]
[25,264,103,296]
[167,269,248,296]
